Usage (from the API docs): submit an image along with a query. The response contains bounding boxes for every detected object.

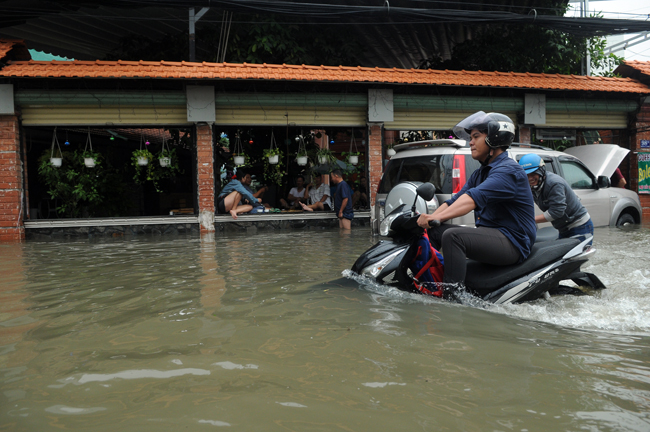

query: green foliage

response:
[315,147,337,165]
[262,148,285,186]
[421,16,623,76]
[263,147,281,158]
[132,148,181,193]
[105,14,363,67]
[37,150,129,218]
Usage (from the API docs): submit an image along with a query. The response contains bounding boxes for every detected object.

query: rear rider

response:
[416,111,536,292]
[519,154,593,244]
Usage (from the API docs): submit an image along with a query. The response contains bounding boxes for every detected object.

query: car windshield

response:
[378,155,459,194]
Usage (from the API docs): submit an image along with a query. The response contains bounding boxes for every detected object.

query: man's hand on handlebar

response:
[417,214,440,229]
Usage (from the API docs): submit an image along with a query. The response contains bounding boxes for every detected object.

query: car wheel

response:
[615,213,635,228]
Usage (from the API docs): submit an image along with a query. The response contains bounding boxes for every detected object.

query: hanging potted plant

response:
[295,135,308,166]
[82,128,99,168]
[232,133,245,166]
[343,151,361,166]
[159,139,173,167]
[263,148,285,187]
[265,131,280,164]
[132,148,154,167]
[316,147,336,165]
[386,142,396,157]
[345,130,361,165]
[50,127,63,167]
[132,133,152,166]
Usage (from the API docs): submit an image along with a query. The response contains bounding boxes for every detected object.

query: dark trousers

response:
[428,225,521,285]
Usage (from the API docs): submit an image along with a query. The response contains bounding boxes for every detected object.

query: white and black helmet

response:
[453,111,516,149]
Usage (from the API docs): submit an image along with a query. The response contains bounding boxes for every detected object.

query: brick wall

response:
[0,115,24,242]
[196,123,215,232]
[367,123,383,208]
[633,104,650,224]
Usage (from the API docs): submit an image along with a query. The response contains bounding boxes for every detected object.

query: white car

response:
[375,139,641,230]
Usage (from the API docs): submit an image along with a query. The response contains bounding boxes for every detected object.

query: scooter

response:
[352,182,606,304]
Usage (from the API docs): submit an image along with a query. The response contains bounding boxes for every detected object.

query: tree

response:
[105,13,364,67]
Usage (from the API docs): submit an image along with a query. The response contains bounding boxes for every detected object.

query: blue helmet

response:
[519,154,545,174]
[519,154,546,191]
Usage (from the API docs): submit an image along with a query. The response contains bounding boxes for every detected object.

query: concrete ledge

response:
[22,212,371,238]
[213,211,371,232]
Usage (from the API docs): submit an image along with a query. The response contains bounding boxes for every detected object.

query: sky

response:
[567,0,650,62]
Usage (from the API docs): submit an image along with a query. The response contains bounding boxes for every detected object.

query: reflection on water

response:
[1,227,649,431]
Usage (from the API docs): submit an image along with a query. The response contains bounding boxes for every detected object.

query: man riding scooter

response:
[416,112,537,293]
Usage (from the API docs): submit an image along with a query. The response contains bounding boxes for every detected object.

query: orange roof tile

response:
[0,39,30,62]
[620,60,650,77]
[0,59,648,94]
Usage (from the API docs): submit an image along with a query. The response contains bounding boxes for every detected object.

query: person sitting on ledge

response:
[241,172,271,209]
[280,175,308,209]
[300,173,332,212]
[216,170,262,219]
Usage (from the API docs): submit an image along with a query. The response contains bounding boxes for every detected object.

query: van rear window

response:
[378,155,455,194]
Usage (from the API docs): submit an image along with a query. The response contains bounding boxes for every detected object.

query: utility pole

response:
[189,7,210,62]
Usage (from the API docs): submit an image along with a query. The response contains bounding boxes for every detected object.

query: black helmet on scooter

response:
[453,111,516,149]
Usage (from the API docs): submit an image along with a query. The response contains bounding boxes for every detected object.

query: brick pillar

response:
[633,104,650,224]
[0,115,24,242]
[196,123,215,232]
[367,123,383,228]
[519,126,532,144]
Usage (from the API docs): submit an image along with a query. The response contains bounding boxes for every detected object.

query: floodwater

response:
[1,226,649,431]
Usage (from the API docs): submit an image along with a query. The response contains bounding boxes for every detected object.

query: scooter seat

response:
[465,238,581,295]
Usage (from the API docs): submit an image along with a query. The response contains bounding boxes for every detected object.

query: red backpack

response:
[409,230,445,297]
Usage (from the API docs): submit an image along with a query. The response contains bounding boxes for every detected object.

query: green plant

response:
[262,148,285,186]
[316,147,336,164]
[218,132,230,150]
[38,150,127,217]
[131,148,181,192]
[263,147,281,158]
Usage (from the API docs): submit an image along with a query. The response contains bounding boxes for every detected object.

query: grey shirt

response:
[534,172,590,231]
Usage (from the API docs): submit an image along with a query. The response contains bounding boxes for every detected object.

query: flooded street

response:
[1,226,650,431]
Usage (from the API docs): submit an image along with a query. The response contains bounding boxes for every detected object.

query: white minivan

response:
[375,139,642,231]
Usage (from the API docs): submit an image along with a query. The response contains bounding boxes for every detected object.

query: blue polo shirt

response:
[445,152,536,262]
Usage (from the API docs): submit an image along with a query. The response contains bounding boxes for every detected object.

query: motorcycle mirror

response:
[416,182,436,201]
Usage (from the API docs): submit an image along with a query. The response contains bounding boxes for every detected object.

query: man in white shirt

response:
[300,173,332,211]
[280,175,308,209]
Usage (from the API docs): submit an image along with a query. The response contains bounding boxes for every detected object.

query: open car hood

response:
[564,144,629,178]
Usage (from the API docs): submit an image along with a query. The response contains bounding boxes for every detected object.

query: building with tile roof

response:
[1,39,650,240]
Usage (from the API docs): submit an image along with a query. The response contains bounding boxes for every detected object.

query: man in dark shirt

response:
[417,112,536,288]
[330,169,353,229]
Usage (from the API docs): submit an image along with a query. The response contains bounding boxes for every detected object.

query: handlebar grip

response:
[428,219,441,228]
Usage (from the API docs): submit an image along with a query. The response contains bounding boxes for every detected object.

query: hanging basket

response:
[137,156,149,166]
[318,155,328,165]
[50,126,63,168]
[266,130,280,165]
[348,129,360,166]
[82,128,97,168]
[232,133,245,165]
[297,155,308,166]
[159,138,172,168]
[387,148,396,157]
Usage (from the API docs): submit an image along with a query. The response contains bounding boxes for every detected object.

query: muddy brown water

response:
[1,226,649,431]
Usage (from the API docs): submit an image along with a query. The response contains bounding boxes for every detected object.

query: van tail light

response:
[452,155,466,194]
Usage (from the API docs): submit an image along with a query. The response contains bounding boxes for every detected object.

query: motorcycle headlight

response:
[379,212,401,236]
[361,249,403,278]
